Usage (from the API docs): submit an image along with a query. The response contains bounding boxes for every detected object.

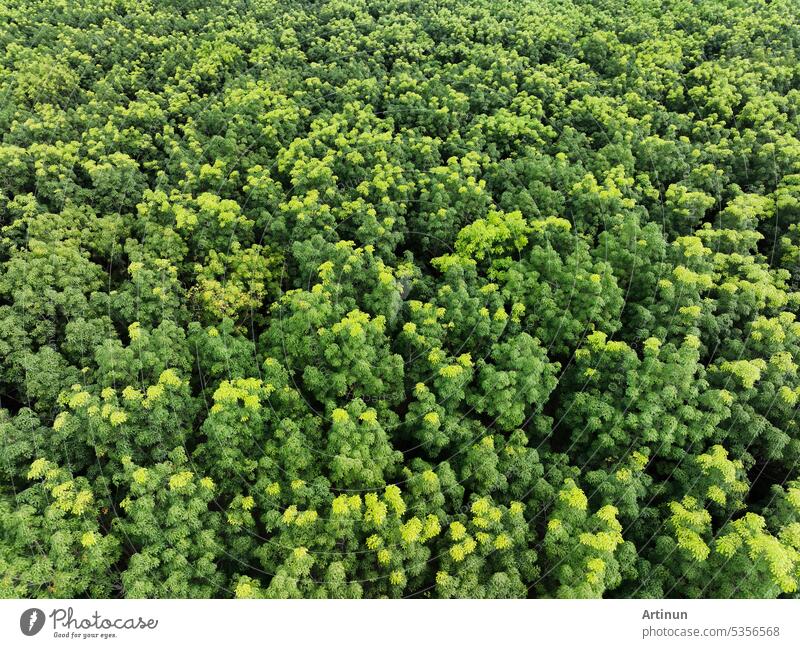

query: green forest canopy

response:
[1,0,800,598]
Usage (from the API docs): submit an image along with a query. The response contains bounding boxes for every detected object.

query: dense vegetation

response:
[1,0,800,599]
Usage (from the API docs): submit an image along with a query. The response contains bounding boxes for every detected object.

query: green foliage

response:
[1,0,799,600]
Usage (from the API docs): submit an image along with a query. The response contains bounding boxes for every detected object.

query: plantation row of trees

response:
[1,0,800,598]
